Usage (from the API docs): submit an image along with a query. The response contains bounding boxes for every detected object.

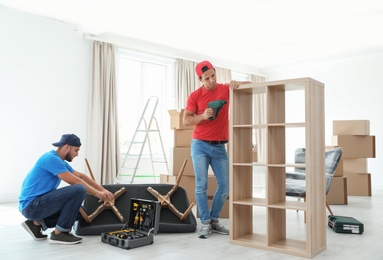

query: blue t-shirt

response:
[18,150,74,211]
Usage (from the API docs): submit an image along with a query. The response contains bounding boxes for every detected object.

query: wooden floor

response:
[1,190,382,260]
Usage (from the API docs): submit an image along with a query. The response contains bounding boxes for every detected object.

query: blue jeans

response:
[21,184,86,232]
[191,139,229,224]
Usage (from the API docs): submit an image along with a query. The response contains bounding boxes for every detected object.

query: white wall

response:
[1,6,381,204]
[0,7,92,202]
[264,53,383,190]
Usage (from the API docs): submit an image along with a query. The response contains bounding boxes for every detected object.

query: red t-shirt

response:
[185,83,229,141]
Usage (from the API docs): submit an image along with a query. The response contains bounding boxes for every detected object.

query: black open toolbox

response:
[101,198,160,249]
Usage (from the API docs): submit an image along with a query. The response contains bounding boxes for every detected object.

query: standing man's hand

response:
[202,108,214,120]
[229,80,242,90]
[229,80,251,90]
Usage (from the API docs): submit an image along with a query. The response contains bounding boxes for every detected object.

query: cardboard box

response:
[334,158,343,177]
[171,147,194,176]
[332,135,376,158]
[160,174,177,184]
[168,109,194,130]
[327,176,348,205]
[343,158,368,173]
[333,120,370,135]
[252,147,257,162]
[344,172,372,196]
[174,129,193,147]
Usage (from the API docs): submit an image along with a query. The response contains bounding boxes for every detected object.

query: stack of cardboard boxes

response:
[327,120,375,204]
[162,110,229,218]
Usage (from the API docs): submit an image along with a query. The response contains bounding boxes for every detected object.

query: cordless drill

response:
[208,100,227,120]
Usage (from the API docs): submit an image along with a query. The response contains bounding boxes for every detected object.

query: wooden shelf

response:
[229,77,325,258]
[232,198,267,206]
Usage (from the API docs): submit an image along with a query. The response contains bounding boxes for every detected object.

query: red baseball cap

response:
[195,60,214,77]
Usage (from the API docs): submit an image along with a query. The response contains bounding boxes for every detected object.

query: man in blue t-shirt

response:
[19,134,114,245]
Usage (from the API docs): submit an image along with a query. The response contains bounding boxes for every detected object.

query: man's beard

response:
[65,152,73,162]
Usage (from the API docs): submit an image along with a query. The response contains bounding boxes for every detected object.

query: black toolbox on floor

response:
[101,198,160,249]
[328,215,364,234]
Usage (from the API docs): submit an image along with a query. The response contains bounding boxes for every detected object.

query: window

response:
[117,49,252,180]
[117,49,176,166]
[231,71,251,82]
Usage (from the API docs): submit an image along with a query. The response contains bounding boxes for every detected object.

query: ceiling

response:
[2,0,383,72]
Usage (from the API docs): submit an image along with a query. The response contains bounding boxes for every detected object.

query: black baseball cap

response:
[52,134,81,147]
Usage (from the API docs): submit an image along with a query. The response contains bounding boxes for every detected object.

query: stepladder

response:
[115,96,169,184]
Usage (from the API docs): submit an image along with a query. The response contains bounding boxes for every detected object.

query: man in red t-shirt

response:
[183,60,250,238]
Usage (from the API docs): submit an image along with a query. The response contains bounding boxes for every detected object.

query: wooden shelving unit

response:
[229,77,325,258]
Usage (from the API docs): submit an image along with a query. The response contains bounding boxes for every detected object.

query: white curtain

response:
[175,59,231,110]
[251,74,266,163]
[215,66,232,85]
[86,41,120,184]
[175,59,199,110]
